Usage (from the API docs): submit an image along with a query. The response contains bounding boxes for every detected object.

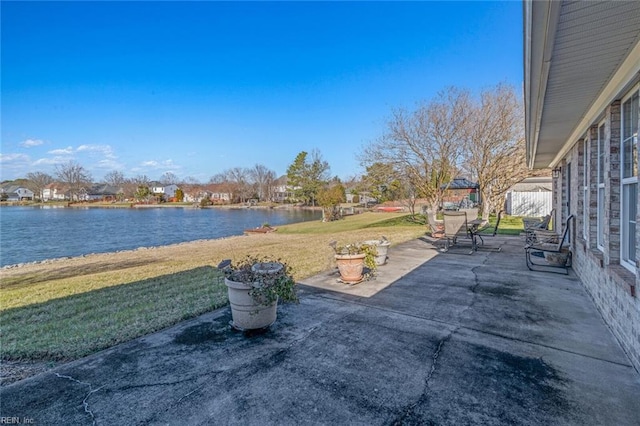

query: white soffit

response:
[527,0,640,169]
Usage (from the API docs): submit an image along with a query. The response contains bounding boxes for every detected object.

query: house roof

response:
[87,184,121,196]
[524,0,640,169]
[509,176,552,193]
[441,177,479,190]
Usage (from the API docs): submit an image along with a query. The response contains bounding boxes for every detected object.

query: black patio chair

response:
[524,215,574,274]
[472,210,504,252]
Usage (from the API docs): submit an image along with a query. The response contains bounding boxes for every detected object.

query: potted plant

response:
[329,241,377,284]
[218,256,298,331]
[362,236,390,266]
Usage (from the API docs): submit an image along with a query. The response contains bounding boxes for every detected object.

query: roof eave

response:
[523,0,562,170]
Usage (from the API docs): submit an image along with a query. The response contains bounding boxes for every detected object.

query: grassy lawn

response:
[0,212,424,362]
[1,211,526,364]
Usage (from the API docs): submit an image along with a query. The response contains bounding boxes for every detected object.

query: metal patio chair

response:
[471,210,504,252]
[426,210,444,238]
[525,215,574,274]
[442,211,477,254]
[524,209,555,244]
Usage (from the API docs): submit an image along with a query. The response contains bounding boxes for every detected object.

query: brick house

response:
[524,0,640,371]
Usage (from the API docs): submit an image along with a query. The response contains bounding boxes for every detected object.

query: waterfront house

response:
[205,183,232,204]
[85,184,122,202]
[150,184,179,201]
[0,184,34,201]
[524,0,640,371]
[270,176,296,203]
[42,183,68,201]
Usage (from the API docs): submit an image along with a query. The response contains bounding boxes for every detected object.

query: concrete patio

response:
[2,235,639,425]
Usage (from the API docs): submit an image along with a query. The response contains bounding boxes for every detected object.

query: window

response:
[620,88,638,272]
[597,122,605,251]
[583,139,589,240]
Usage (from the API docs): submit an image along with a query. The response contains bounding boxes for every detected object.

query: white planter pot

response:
[363,240,391,266]
[225,278,277,330]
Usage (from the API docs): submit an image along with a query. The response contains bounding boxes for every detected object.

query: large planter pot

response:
[225,264,283,331]
[363,240,390,266]
[225,278,277,330]
[335,253,366,283]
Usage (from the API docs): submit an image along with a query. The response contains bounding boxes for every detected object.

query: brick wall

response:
[559,100,640,373]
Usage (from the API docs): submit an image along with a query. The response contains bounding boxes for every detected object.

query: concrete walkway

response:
[2,236,640,425]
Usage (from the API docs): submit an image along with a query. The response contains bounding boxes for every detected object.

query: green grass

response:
[1,267,227,361]
[471,213,524,236]
[277,212,415,234]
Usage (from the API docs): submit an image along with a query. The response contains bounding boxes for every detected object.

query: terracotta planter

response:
[363,240,390,266]
[335,253,366,283]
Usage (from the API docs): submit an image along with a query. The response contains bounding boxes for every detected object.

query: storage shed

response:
[505,176,552,217]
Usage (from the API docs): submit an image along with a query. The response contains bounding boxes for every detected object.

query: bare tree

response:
[462,84,529,219]
[55,161,92,201]
[361,87,469,212]
[160,172,178,185]
[227,167,252,203]
[103,171,126,187]
[249,164,276,202]
[26,171,53,201]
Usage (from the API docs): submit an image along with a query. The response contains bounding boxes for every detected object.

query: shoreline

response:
[0,235,243,270]
[0,201,325,211]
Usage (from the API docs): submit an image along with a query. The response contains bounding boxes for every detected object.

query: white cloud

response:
[0,153,31,164]
[48,146,74,155]
[0,153,33,180]
[20,138,45,148]
[33,156,68,166]
[77,144,116,159]
[96,158,124,170]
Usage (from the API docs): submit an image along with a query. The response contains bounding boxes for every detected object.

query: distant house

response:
[150,184,179,201]
[0,184,35,201]
[206,184,232,204]
[85,184,122,202]
[344,188,376,205]
[42,183,68,201]
[441,177,479,208]
[505,177,552,217]
[271,176,296,203]
[183,188,210,203]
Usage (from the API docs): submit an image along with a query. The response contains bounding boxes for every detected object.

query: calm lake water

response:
[0,206,321,267]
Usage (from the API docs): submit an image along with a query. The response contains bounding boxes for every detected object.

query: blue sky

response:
[1,1,523,183]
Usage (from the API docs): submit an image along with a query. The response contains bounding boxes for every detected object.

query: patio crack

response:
[392,327,457,425]
[55,373,105,426]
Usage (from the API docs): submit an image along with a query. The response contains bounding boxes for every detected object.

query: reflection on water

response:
[0,206,321,266]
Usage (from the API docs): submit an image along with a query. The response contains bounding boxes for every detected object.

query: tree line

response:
[6,84,536,219]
